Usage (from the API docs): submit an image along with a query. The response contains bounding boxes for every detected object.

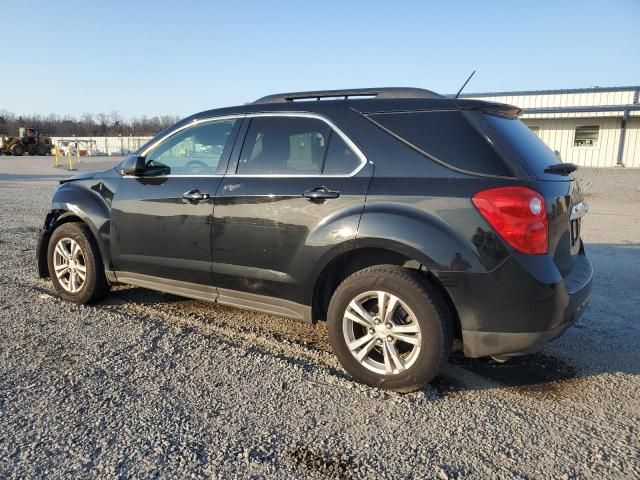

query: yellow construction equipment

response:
[1,128,53,156]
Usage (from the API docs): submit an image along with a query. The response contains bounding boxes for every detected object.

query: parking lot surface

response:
[0,156,638,478]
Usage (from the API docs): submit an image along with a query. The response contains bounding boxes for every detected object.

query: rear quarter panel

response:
[357,177,513,274]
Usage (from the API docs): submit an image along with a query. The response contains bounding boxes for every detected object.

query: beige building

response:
[462,86,640,168]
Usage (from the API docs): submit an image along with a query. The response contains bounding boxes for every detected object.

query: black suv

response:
[37,88,592,392]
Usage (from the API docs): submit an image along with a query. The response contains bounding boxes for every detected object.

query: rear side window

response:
[323,133,361,174]
[369,111,513,177]
[237,116,362,175]
[238,117,330,174]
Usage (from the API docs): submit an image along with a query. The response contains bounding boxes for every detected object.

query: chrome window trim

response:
[232,112,368,178]
[139,115,244,158]
[124,112,368,179]
[122,115,243,179]
[122,174,225,178]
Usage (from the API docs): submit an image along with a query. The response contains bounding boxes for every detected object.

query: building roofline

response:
[457,85,640,97]
[522,105,640,115]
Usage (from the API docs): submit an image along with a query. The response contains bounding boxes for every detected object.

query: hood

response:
[59,171,97,184]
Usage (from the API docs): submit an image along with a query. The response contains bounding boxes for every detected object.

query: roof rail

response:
[252,87,443,104]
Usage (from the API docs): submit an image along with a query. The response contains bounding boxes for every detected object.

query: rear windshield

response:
[368,110,513,177]
[485,113,560,175]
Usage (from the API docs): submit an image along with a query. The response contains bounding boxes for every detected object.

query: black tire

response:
[12,144,25,156]
[47,222,110,304]
[36,143,48,156]
[327,265,452,392]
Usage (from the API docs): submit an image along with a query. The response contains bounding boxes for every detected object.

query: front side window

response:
[574,126,599,147]
[145,119,237,175]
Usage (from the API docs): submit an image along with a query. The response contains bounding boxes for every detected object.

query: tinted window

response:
[238,117,330,174]
[369,111,513,176]
[486,113,560,173]
[146,119,237,175]
[323,133,361,174]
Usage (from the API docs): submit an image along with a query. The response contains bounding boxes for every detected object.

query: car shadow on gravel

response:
[27,241,636,402]
[434,352,581,399]
[434,242,640,399]
[102,285,186,306]
[105,283,586,400]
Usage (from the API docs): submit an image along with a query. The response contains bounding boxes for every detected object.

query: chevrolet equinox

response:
[37,88,592,392]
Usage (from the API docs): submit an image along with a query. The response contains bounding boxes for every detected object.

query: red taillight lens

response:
[472,186,548,255]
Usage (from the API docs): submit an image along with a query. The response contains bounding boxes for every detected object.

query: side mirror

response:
[120,155,146,176]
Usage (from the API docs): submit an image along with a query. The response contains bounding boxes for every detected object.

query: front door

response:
[110,118,241,285]
[213,114,373,305]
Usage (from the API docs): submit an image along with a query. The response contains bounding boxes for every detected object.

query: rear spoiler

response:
[453,99,522,117]
[353,98,522,117]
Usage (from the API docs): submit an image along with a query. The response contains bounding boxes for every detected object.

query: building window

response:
[574,126,599,147]
[528,125,541,136]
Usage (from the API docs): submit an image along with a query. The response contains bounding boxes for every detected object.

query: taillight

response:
[472,186,548,255]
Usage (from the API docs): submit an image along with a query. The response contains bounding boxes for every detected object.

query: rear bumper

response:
[461,293,589,357]
[441,246,592,358]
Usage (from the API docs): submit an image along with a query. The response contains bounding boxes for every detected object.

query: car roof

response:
[181,88,521,123]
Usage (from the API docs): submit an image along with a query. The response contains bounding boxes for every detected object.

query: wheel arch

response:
[310,246,462,341]
[38,188,112,278]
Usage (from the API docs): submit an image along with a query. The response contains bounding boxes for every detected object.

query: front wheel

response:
[12,144,25,156]
[327,265,452,392]
[47,222,110,304]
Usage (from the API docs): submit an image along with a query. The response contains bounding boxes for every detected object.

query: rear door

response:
[213,113,373,305]
[110,118,241,285]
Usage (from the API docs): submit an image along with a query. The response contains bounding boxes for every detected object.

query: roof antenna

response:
[455,70,476,98]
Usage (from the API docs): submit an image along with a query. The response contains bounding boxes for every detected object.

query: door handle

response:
[303,186,340,201]
[182,189,210,203]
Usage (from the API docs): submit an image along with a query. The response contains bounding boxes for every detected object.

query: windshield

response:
[485,113,565,178]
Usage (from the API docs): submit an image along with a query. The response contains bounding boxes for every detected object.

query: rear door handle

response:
[182,189,210,203]
[303,186,340,201]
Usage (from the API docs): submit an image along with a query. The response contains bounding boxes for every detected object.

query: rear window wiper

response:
[544,163,577,175]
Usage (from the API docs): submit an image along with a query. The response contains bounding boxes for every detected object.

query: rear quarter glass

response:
[483,113,574,181]
[368,110,514,177]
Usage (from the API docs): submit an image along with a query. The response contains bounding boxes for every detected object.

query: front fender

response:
[43,182,112,270]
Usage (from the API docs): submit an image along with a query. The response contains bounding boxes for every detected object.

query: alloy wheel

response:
[53,237,87,293]
[342,290,422,375]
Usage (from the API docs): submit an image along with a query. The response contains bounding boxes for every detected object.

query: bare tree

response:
[96,113,109,135]
[0,110,180,136]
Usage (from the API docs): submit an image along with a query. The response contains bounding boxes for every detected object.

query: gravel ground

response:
[0,157,639,479]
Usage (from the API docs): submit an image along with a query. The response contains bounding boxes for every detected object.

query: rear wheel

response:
[47,222,110,304]
[327,265,452,392]
[36,143,48,155]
